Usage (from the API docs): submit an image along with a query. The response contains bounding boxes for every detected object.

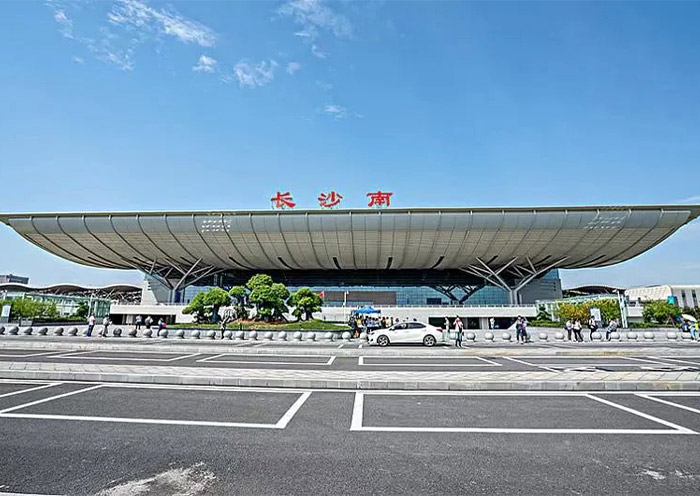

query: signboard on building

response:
[0,304,10,324]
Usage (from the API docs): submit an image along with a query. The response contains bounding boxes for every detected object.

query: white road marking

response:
[275,392,312,428]
[585,394,696,434]
[0,351,68,358]
[196,353,335,366]
[622,357,681,366]
[648,356,700,366]
[0,382,61,399]
[357,356,502,367]
[350,392,364,431]
[52,350,200,362]
[637,394,700,416]
[352,426,689,434]
[337,344,344,349]
[502,356,559,373]
[0,385,103,414]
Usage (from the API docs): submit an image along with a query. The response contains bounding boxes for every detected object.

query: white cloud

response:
[278,0,353,40]
[193,55,217,73]
[324,104,349,119]
[53,8,74,38]
[108,0,216,47]
[316,80,332,91]
[678,195,700,204]
[228,60,278,89]
[311,44,326,59]
[72,56,84,64]
[286,61,302,75]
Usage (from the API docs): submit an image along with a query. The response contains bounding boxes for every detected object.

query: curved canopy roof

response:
[0,283,141,295]
[1,206,698,279]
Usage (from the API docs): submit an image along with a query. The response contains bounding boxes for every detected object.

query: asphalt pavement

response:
[1,380,699,495]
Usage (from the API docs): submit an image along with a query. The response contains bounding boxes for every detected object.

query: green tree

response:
[246,274,289,322]
[643,300,681,325]
[288,287,323,321]
[7,298,59,321]
[554,299,621,324]
[202,288,231,323]
[228,286,249,320]
[182,292,208,323]
[73,301,90,320]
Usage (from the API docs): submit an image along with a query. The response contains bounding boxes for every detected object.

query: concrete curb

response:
[1,369,698,391]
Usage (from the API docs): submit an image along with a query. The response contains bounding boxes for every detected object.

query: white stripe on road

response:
[275,392,312,428]
[0,385,103,414]
[585,394,696,434]
[637,394,700,416]
[0,382,61,399]
[502,356,559,373]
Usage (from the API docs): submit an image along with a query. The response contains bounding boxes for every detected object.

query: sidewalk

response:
[1,361,699,391]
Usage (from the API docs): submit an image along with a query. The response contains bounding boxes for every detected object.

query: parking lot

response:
[1,379,700,494]
[0,348,698,372]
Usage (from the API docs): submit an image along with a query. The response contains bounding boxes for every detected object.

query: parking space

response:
[350,391,696,434]
[0,383,311,429]
[0,381,58,399]
[52,350,200,362]
[0,349,65,358]
[197,353,336,366]
[358,356,501,367]
[509,355,691,372]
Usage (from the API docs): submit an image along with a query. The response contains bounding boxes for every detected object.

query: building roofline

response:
[2,204,700,224]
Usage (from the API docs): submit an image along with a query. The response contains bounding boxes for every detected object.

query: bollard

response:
[342,331,352,341]
[37,327,48,336]
[324,332,334,342]
[175,329,185,339]
[293,331,302,341]
[158,329,168,338]
[554,331,565,341]
[264,331,273,340]
[359,332,368,341]
[465,332,476,342]
[128,328,137,337]
[666,332,678,340]
[113,328,122,337]
[22,327,33,335]
[278,331,287,341]
[681,332,692,341]
[223,330,233,339]
[9,326,19,335]
[538,332,548,341]
[67,327,78,336]
[206,330,216,339]
[235,330,245,340]
[191,329,200,339]
[643,331,655,341]
[484,332,494,341]
[306,332,315,341]
[501,332,511,342]
[610,331,621,340]
[248,330,258,340]
[0,326,4,335]
[53,327,64,336]
[626,331,638,340]
[591,331,602,341]
[143,329,153,338]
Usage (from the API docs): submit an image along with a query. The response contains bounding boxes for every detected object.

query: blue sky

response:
[1,0,699,288]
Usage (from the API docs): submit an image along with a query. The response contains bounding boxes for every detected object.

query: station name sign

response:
[270,190,393,210]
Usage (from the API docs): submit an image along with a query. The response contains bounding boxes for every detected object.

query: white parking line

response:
[637,394,700,416]
[357,356,502,367]
[0,385,103,414]
[0,383,61,399]
[0,384,312,429]
[502,356,558,373]
[0,351,67,358]
[52,350,200,362]
[649,356,700,366]
[196,353,336,366]
[350,391,697,434]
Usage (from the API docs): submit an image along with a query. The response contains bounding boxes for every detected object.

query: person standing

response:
[454,316,464,348]
[220,318,227,339]
[588,315,598,341]
[605,318,618,341]
[573,319,583,342]
[444,317,451,340]
[145,316,153,331]
[86,315,96,337]
[100,316,110,337]
[565,319,573,341]
[135,315,142,331]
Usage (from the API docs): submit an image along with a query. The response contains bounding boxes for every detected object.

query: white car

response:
[368,322,445,347]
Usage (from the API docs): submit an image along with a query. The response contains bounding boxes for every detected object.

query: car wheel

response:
[377,335,390,347]
[423,335,436,347]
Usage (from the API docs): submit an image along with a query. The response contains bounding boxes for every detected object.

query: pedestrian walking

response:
[454,316,464,348]
[573,319,583,342]
[86,315,96,337]
[100,316,110,337]
[135,315,142,331]
[588,315,598,341]
[605,318,618,341]
[565,319,573,341]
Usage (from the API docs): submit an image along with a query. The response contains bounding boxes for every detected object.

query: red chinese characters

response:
[318,191,343,208]
[270,191,296,209]
[366,190,393,208]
